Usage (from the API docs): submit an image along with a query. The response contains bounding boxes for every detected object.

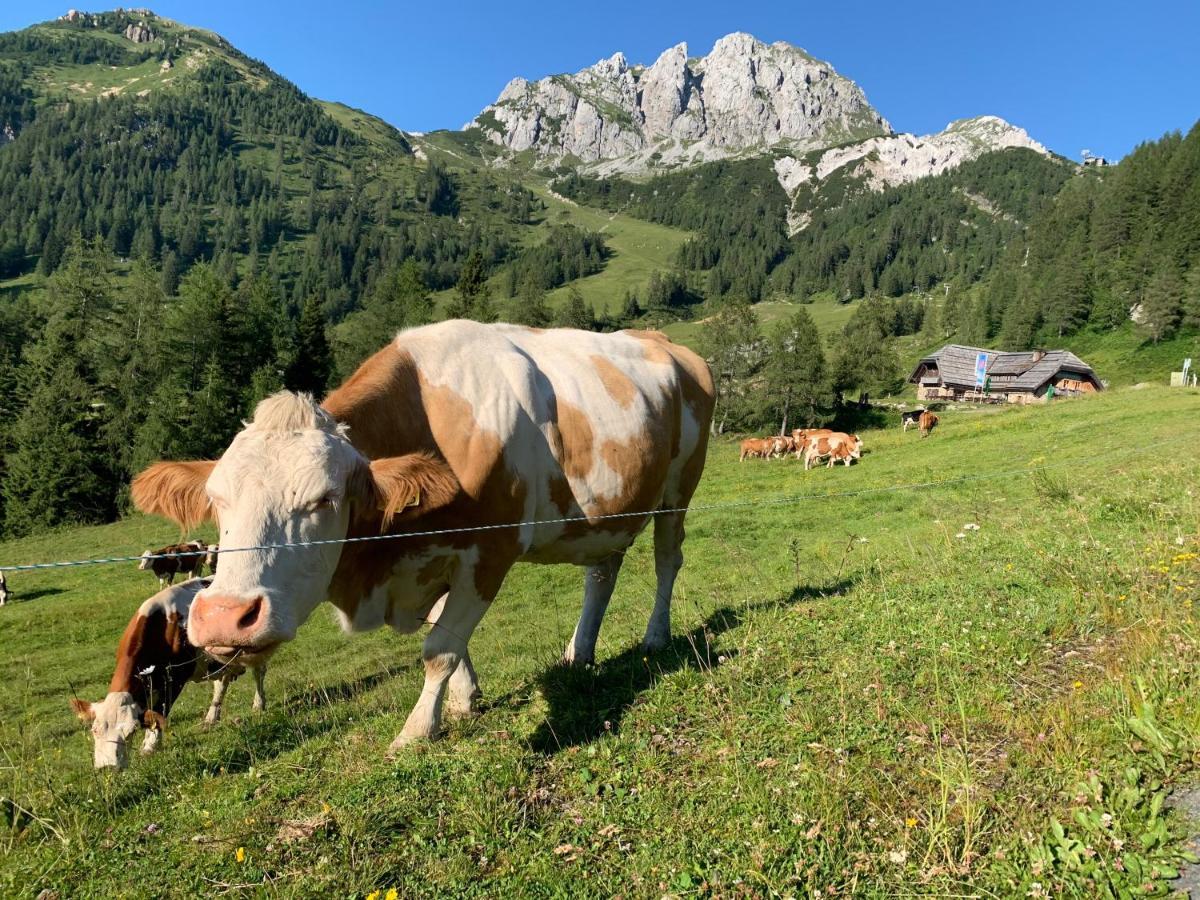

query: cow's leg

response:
[204,675,231,726]
[563,552,625,666]
[645,510,685,652]
[251,665,267,712]
[141,726,162,754]
[389,576,492,753]
[446,652,482,719]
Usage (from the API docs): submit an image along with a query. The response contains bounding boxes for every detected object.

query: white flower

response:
[888,849,908,864]
[963,523,981,531]
[955,533,966,539]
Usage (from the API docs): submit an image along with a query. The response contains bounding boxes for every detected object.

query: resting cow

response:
[71,578,271,769]
[131,321,714,754]
[919,411,939,437]
[137,540,207,588]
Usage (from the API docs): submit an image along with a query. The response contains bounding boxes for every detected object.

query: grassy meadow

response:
[2,386,1200,897]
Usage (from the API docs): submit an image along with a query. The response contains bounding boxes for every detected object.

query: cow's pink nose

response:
[190,594,268,648]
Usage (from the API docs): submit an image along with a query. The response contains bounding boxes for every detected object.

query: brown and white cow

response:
[70,578,272,769]
[918,411,939,437]
[137,540,207,588]
[791,429,832,459]
[803,432,863,470]
[130,321,714,754]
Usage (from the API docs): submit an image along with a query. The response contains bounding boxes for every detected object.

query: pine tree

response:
[286,296,332,395]
[1138,267,1185,343]
[556,286,593,330]
[447,250,493,322]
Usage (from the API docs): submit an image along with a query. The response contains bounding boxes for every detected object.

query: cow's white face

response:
[75,692,140,769]
[191,424,364,656]
[131,392,460,658]
[137,550,152,571]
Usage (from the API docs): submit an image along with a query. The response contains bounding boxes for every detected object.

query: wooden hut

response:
[909,345,1102,404]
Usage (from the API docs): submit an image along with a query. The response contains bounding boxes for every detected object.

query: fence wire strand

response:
[0,430,1193,575]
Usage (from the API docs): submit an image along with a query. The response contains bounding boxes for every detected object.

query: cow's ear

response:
[143,710,168,731]
[131,461,217,530]
[70,699,95,723]
[353,454,459,530]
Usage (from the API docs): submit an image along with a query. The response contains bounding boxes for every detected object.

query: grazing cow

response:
[918,411,939,437]
[71,578,271,769]
[901,409,925,432]
[131,321,714,754]
[803,432,863,470]
[0,571,9,606]
[137,540,206,588]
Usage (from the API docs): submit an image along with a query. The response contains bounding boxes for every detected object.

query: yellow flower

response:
[366,892,380,900]
[1072,680,1083,691]
[235,847,246,864]
[1118,595,1127,601]
[386,891,399,900]
[905,817,918,828]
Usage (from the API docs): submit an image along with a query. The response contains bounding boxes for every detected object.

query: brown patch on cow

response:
[549,475,576,516]
[590,355,637,409]
[555,400,595,483]
[325,349,525,615]
[109,609,203,718]
[131,460,217,530]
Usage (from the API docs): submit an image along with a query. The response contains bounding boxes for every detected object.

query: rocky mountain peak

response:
[469,32,890,167]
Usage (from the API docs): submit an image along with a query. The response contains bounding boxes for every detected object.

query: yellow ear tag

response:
[405,489,421,509]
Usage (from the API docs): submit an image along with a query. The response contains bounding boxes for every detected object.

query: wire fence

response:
[0,430,1194,576]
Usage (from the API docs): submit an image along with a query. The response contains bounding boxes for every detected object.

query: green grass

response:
[3,386,1200,896]
[663,295,863,350]
[427,179,692,317]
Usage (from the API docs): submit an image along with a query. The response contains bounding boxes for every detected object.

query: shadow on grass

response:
[528,576,856,754]
[8,587,65,603]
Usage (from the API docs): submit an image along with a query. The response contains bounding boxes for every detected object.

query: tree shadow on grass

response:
[527,576,857,755]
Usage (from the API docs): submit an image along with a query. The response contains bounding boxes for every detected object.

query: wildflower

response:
[366,892,380,900]
[1073,680,1083,691]
[905,817,917,828]
[235,847,246,864]
[955,532,966,539]
[888,849,908,864]
[1118,595,1127,602]
[386,891,399,900]
[963,523,980,531]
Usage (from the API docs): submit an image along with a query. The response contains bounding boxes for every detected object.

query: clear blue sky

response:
[5,0,1198,160]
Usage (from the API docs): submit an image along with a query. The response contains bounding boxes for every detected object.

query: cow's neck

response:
[322,346,433,459]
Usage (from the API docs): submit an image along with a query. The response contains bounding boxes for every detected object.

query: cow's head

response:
[71,693,166,770]
[137,550,152,571]
[131,392,459,658]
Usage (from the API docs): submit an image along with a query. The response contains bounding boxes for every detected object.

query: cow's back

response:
[324,321,713,567]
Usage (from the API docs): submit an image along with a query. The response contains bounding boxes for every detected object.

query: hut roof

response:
[909,345,1102,392]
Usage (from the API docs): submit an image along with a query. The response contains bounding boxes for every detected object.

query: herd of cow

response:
[740,429,864,468]
[739,409,938,470]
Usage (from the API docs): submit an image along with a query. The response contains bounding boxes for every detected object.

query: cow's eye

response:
[305,495,335,512]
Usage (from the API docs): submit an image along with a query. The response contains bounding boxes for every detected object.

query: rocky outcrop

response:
[775,116,1051,232]
[124,22,156,43]
[470,32,889,165]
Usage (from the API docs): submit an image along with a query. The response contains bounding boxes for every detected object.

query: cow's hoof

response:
[641,634,669,654]
[445,699,482,720]
[202,713,220,728]
[252,701,266,713]
[387,732,436,757]
[561,651,595,668]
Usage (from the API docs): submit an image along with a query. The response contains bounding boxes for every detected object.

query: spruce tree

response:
[286,296,332,395]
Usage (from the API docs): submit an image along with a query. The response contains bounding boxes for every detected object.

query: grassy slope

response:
[3,386,1200,896]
